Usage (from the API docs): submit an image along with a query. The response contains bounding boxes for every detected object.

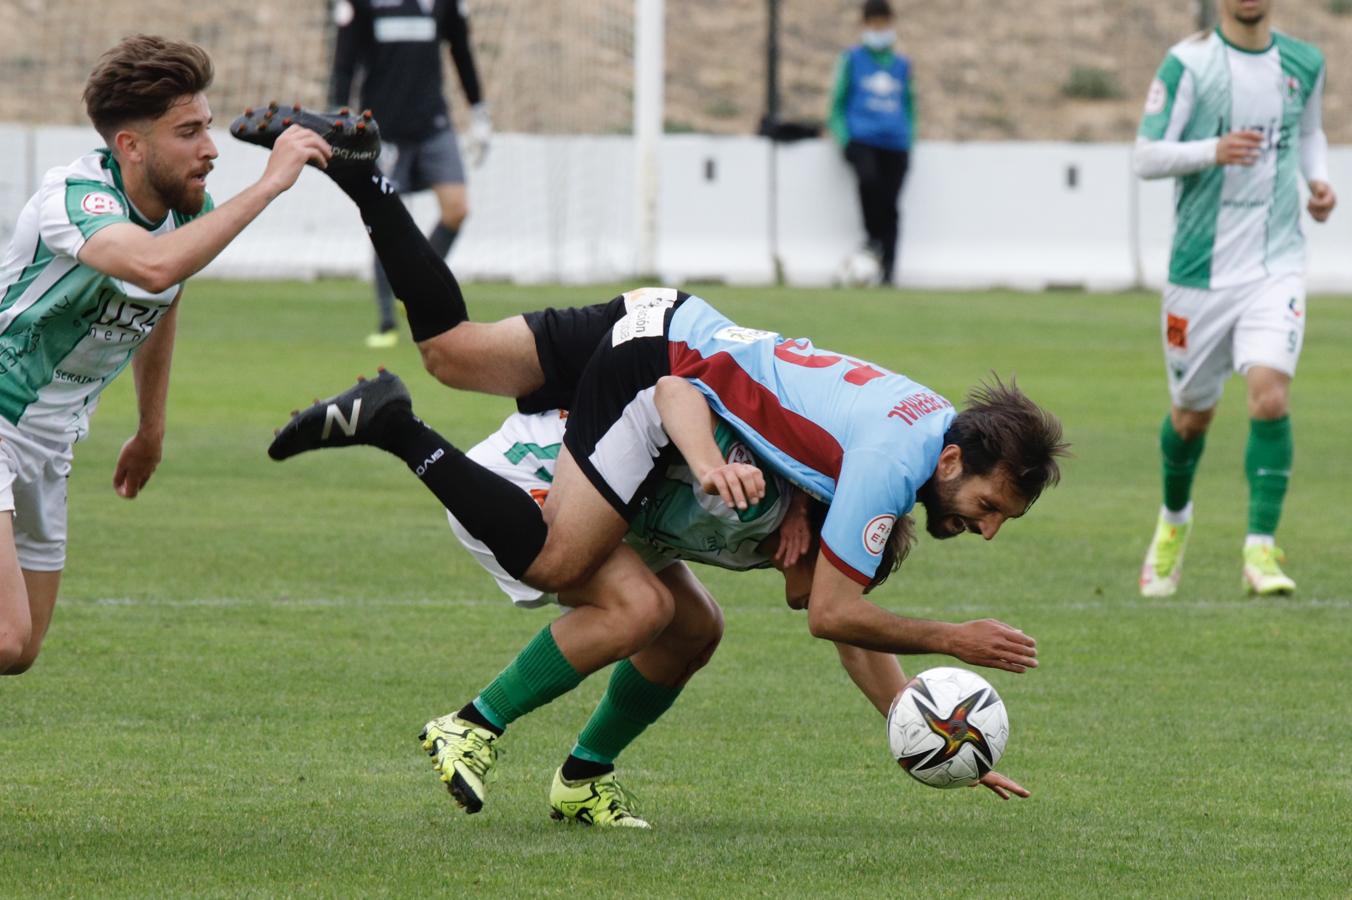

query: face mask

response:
[862,28,895,51]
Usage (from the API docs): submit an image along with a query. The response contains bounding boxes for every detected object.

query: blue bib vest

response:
[844,46,912,151]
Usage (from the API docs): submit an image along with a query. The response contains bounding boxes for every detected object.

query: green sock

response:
[1161,415,1206,513]
[474,625,585,728]
[1246,416,1292,536]
[572,660,682,765]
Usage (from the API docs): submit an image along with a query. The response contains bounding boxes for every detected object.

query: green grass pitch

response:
[3,281,1350,897]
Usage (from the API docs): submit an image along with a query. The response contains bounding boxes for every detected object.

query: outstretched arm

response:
[78,128,331,293]
[806,553,1037,671]
[653,375,765,511]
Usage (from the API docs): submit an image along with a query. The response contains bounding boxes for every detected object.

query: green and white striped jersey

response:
[1138,29,1325,289]
[0,149,212,443]
[628,420,789,572]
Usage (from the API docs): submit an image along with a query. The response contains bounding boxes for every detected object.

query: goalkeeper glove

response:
[466,103,493,167]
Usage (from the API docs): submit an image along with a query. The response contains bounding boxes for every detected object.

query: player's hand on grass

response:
[975,771,1030,800]
[1307,180,1337,222]
[945,618,1037,673]
[113,432,163,499]
[261,126,333,194]
[1215,130,1263,167]
[699,462,765,511]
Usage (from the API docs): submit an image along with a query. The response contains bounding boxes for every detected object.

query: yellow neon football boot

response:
[1242,544,1296,596]
[364,329,398,349]
[1139,512,1191,598]
[548,768,650,829]
[419,714,499,813]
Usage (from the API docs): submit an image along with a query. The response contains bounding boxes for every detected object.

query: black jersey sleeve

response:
[329,0,373,108]
[439,0,484,107]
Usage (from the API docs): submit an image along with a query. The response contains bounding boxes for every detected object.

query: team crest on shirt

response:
[725,441,754,466]
[80,192,123,217]
[1144,78,1167,115]
[1284,75,1302,102]
[862,514,895,557]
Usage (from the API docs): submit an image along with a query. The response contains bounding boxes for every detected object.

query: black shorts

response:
[517,288,690,414]
[552,291,688,519]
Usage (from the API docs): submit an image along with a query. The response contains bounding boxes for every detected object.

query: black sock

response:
[428,224,458,259]
[328,166,468,341]
[560,754,615,782]
[370,408,547,579]
[373,260,397,332]
[457,701,503,736]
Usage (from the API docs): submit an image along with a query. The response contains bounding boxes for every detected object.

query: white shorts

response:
[1162,274,1306,411]
[0,418,73,571]
[446,410,678,607]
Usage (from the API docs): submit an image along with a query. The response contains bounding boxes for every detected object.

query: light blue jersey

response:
[667,296,954,585]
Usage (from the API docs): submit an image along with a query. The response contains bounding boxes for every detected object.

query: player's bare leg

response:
[1241,366,1295,594]
[550,563,724,829]
[416,316,545,397]
[0,518,33,673]
[521,447,633,593]
[430,182,468,234]
[551,545,675,672]
[7,569,60,675]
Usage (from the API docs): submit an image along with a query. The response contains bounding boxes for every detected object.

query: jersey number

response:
[774,339,886,385]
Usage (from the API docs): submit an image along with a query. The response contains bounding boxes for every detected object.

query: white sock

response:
[1245,534,1275,549]
[1161,503,1192,527]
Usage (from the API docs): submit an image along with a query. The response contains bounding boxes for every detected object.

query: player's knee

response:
[1249,387,1289,421]
[442,205,467,231]
[416,327,472,388]
[684,606,724,674]
[0,629,34,675]
[607,582,675,657]
[1171,409,1213,441]
[524,547,601,595]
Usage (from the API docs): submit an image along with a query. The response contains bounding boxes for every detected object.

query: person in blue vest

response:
[828,0,914,285]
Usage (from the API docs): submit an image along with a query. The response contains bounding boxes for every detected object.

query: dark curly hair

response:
[943,374,1070,505]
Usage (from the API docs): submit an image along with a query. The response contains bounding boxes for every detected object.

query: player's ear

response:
[111,128,144,163]
[936,443,964,481]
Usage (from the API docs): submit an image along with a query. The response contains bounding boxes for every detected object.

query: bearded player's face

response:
[139,93,217,216]
[1224,0,1270,27]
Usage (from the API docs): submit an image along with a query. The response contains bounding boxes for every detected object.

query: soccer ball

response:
[886,667,1009,789]
[835,248,881,288]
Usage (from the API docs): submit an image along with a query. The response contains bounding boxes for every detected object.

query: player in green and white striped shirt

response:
[1133,0,1335,598]
[0,36,332,675]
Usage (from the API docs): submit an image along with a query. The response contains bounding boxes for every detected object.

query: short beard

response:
[145,154,206,216]
[915,474,965,540]
[1235,10,1266,25]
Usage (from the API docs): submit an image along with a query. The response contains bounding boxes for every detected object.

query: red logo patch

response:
[1166,313,1188,350]
[862,514,895,557]
[80,192,124,217]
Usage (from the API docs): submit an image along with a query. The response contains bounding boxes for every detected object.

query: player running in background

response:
[329,0,490,349]
[1133,0,1335,597]
[0,36,334,676]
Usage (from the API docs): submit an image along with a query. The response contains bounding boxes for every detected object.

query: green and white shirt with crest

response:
[463,410,790,576]
[1137,29,1326,290]
[0,149,213,443]
[628,419,790,572]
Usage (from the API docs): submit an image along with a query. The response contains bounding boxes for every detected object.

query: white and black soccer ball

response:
[886,667,1009,789]
[835,249,882,288]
